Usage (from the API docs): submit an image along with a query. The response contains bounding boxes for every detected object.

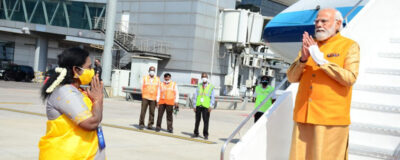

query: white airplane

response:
[263,0,369,62]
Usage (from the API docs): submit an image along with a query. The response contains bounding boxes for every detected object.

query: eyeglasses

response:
[314,19,329,24]
[77,66,92,70]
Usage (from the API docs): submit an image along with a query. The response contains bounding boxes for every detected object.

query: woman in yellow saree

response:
[39,47,105,160]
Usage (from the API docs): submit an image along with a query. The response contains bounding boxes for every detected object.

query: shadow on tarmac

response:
[219,138,240,144]
[181,131,204,138]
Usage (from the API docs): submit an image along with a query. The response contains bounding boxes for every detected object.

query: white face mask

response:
[149,71,155,76]
[165,80,170,83]
[202,78,208,83]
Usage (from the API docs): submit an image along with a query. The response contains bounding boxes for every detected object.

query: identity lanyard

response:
[200,85,209,103]
[97,126,106,149]
[146,77,157,85]
[260,86,269,94]
[200,84,208,96]
[162,83,174,99]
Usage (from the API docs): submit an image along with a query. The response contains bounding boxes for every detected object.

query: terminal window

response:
[0,42,14,63]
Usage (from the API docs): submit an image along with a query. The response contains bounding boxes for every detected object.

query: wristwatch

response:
[299,57,308,63]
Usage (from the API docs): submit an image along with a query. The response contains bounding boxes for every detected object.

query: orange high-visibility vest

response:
[294,33,358,125]
[142,75,160,100]
[159,81,177,105]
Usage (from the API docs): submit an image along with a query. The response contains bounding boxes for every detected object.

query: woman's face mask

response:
[77,67,95,85]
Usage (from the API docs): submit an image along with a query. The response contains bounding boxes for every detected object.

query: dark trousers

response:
[156,104,174,131]
[139,99,156,127]
[194,106,210,137]
[254,112,264,123]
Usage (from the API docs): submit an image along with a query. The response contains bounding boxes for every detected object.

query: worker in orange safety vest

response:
[139,66,160,130]
[155,73,179,133]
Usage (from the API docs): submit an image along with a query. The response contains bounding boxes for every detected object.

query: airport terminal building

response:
[0,0,288,96]
[0,0,106,73]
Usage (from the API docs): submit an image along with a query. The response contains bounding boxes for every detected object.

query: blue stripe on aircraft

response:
[263,6,363,43]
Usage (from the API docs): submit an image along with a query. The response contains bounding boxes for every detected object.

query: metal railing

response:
[93,17,170,56]
[122,87,194,108]
[121,86,246,110]
[214,96,245,110]
[344,0,364,24]
[220,77,288,160]
[113,23,170,55]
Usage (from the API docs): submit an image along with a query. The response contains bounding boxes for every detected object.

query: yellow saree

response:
[39,87,99,160]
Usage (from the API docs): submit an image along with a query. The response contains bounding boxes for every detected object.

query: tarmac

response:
[0,80,256,160]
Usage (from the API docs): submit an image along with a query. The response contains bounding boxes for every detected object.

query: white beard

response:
[315,24,336,41]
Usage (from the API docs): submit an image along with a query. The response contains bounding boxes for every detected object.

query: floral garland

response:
[45,67,67,93]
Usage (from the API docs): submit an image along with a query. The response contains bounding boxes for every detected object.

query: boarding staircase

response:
[343,0,400,159]
[223,0,400,159]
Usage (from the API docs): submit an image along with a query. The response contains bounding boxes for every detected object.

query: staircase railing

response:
[220,77,288,160]
[344,0,364,24]
[92,17,170,56]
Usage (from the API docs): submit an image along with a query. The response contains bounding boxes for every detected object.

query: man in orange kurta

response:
[287,8,360,160]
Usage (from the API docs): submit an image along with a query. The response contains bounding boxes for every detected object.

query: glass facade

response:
[0,42,14,64]
[0,0,106,30]
[240,0,287,17]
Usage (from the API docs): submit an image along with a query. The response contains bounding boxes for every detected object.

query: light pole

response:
[102,0,117,86]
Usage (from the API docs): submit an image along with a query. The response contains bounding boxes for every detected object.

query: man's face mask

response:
[261,80,268,85]
[77,67,95,85]
[149,71,155,76]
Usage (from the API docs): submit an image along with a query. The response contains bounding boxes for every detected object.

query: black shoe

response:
[139,125,145,130]
[192,134,199,138]
[204,136,208,140]
[168,130,173,133]
[147,126,153,130]
[155,127,161,132]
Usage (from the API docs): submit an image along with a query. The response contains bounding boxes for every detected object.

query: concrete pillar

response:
[228,54,240,96]
[33,37,48,72]
[102,0,117,86]
[271,77,276,88]
[209,0,220,81]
